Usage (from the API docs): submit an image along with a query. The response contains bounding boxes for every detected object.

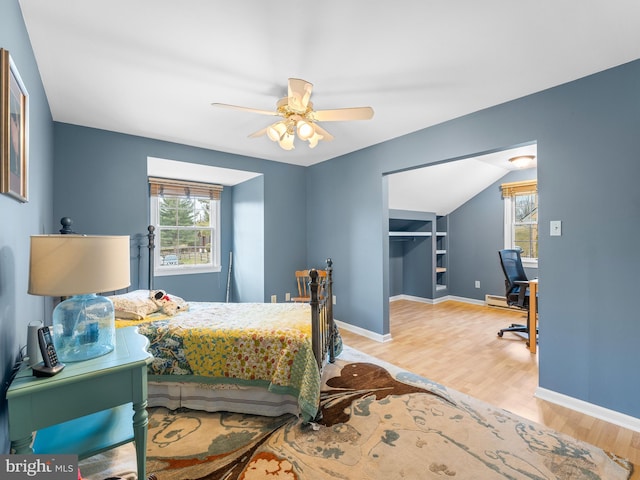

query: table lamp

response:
[28,234,130,362]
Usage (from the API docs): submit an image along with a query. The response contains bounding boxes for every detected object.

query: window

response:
[149,177,222,276]
[502,180,538,267]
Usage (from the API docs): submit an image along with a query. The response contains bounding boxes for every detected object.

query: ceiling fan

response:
[212,78,374,150]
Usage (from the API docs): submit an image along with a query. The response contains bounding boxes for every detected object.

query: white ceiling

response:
[388,144,537,215]
[18,0,640,170]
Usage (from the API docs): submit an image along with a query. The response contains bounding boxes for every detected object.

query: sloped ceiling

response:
[388,145,537,215]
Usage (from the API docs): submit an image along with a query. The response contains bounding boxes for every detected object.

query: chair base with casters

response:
[497,322,527,337]
[497,307,538,346]
[498,323,538,347]
[497,320,538,346]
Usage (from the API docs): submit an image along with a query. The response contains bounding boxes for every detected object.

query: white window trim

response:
[150,195,222,277]
[504,196,538,268]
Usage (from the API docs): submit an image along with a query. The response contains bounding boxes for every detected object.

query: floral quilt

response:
[116,302,336,420]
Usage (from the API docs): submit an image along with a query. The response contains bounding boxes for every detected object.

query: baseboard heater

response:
[485,294,508,308]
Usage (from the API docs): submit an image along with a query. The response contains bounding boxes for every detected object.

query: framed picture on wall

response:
[1,48,29,202]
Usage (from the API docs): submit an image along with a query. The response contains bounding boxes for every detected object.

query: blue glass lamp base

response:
[52,294,116,362]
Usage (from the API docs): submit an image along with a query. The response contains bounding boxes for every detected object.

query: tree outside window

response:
[158,197,214,267]
[513,192,538,259]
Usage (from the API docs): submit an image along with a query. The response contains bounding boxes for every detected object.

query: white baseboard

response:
[389,294,485,306]
[335,319,392,343]
[535,387,640,433]
[447,295,486,306]
[389,294,450,305]
[389,294,434,304]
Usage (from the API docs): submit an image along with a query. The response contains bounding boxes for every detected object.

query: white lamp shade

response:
[296,120,314,140]
[29,235,131,296]
[279,133,295,150]
[267,122,286,142]
[307,131,323,148]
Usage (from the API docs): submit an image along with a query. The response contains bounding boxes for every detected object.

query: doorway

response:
[385,144,538,329]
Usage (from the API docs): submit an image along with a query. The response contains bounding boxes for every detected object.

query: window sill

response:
[155,265,221,277]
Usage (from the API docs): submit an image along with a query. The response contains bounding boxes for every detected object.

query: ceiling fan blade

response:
[288,78,313,113]
[312,123,334,141]
[313,106,374,122]
[211,103,278,116]
[248,127,268,138]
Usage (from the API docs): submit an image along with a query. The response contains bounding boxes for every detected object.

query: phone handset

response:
[32,326,65,377]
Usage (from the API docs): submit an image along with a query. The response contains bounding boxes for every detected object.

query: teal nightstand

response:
[7,326,152,479]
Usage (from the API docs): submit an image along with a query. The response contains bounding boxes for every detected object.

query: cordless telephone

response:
[32,326,65,377]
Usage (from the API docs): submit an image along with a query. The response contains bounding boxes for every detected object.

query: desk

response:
[7,327,152,479]
[528,279,538,354]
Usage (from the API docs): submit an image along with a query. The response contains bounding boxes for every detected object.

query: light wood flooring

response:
[339,299,640,475]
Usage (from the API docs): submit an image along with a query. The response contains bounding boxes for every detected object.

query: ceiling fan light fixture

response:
[214,78,374,152]
[508,155,536,169]
[307,131,323,148]
[278,132,295,150]
[267,122,287,142]
[296,120,314,140]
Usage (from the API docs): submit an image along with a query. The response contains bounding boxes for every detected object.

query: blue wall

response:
[308,59,640,418]
[449,167,537,300]
[232,175,265,302]
[52,123,308,303]
[0,0,55,453]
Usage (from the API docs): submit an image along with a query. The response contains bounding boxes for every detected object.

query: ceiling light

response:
[278,132,295,150]
[296,120,314,140]
[307,131,323,149]
[508,155,536,169]
[267,122,286,142]
[265,114,326,150]
[215,78,373,151]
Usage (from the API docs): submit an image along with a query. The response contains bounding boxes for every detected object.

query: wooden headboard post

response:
[309,269,321,369]
[324,258,335,363]
[147,225,155,290]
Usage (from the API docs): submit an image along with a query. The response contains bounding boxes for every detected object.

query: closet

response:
[389,209,448,300]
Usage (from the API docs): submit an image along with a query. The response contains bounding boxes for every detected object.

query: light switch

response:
[550,220,562,236]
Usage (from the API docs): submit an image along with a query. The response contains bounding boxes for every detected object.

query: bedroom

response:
[2,0,640,461]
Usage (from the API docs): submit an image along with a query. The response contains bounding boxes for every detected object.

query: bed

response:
[111,226,339,421]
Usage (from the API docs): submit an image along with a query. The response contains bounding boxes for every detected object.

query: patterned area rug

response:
[80,346,633,479]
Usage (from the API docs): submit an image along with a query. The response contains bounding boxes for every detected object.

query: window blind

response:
[501,180,537,198]
[149,177,223,200]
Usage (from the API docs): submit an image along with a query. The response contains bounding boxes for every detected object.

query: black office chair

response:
[497,249,537,344]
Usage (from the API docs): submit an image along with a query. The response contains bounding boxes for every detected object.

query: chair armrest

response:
[513,281,529,307]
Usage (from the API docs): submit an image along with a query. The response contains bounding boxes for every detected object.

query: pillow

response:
[108,290,160,320]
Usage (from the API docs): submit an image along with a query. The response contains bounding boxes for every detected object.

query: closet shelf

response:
[389,231,432,237]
